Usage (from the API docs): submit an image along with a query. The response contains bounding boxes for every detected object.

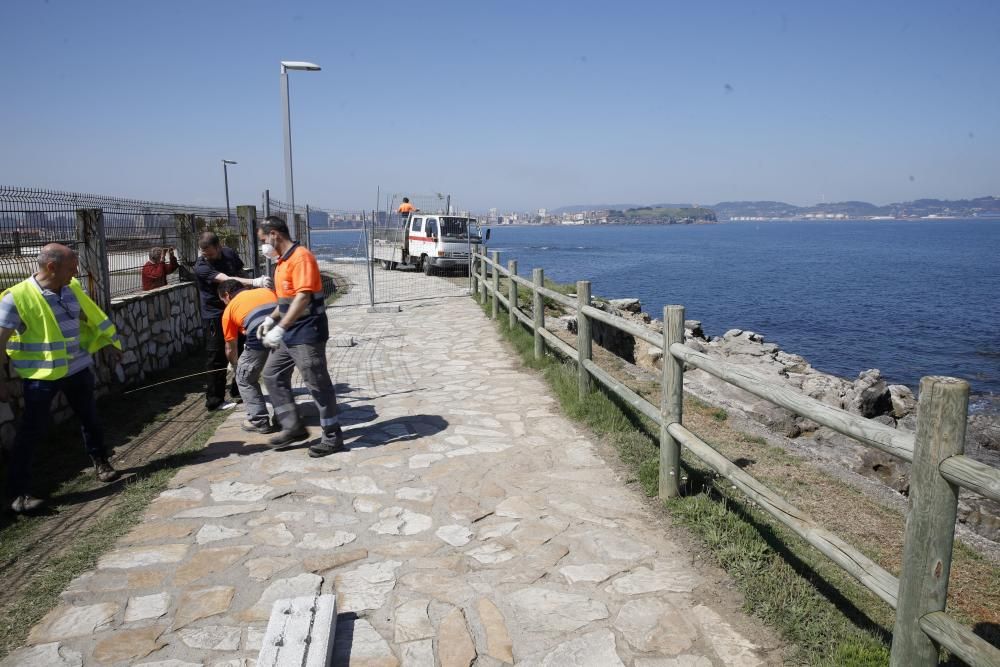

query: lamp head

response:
[223,160,237,165]
[281,61,321,72]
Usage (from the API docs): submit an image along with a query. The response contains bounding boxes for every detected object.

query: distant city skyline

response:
[2,1,998,212]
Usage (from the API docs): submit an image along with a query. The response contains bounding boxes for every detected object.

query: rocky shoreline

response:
[554,297,1000,545]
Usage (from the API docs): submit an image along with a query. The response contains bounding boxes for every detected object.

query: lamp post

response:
[222,159,237,225]
[280,60,321,239]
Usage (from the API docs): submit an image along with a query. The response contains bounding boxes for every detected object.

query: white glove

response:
[256,316,277,340]
[251,276,273,288]
[262,325,287,350]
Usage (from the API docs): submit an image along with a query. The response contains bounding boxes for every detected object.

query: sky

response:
[2,1,999,212]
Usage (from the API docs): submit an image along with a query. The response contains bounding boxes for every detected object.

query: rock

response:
[174,503,266,519]
[400,639,434,666]
[125,522,194,543]
[614,598,698,653]
[370,507,433,536]
[250,522,295,547]
[609,298,641,313]
[0,642,83,667]
[685,320,705,339]
[246,556,297,581]
[296,531,357,550]
[124,592,171,622]
[210,481,273,502]
[690,605,762,665]
[195,524,247,544]
[333,618,398,667]
[606,563,699,595]
[846,369,892,418]
[98,544,188,569]
[307,475,384,494]
[746,400,801,438]
[240,573,323,621]
[304,548,368,573]
[477,597,514,663]
[174,545,252,585]
[466,542,515,564]
[525,629,625,667]
[28,603,118,643]
[334,561,401,612]
[506,586,609,633]
[438,607,477,667]
[888,384,917,418]
[174,586,236,628]
[559,563,624,584]
[394,599,434,643]
[396,486,436,502]
[178,625,242,650]
[436,524,473,546]
[92,626,166,663]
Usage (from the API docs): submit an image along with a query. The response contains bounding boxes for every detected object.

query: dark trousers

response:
[204,317,241,407]
[5,368,105,499]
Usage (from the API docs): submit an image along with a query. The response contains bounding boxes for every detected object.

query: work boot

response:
[93,457,120,483]
[242,419,278,434]
[308,424,346,458]
[267,424,309,450]
[10,495,45,514]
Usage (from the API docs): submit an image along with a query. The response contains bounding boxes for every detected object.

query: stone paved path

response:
[2,264,780,667]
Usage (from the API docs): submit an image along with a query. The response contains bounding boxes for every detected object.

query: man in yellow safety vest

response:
[0,243,123,514]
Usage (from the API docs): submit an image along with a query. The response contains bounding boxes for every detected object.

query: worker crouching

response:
[218,279,279,434]
[256,217,345,457]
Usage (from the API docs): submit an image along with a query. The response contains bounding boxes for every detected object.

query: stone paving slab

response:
[2,265,781,667]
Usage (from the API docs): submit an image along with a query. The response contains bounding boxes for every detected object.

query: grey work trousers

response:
[262,340,340,443]
[235,347,270,425]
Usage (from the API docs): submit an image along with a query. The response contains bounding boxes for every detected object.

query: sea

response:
[311,219,1000,414]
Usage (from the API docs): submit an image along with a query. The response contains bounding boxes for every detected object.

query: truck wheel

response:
[423,257,434,276]
[381,260,392,270]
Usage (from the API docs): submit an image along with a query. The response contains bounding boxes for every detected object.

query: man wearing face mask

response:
[256,217,344,456]
[194,232,272,411]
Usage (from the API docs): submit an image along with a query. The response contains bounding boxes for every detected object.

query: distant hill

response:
[711,196,1000,220]
[609,206,716,223]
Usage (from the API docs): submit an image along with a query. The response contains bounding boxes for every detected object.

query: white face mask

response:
[261,243,279,260]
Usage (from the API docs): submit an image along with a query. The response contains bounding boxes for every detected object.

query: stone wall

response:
[0,282,204,450]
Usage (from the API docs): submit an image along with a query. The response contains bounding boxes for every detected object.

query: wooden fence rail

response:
[472,249,1000,667]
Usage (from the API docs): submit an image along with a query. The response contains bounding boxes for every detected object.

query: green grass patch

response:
[478,296,900,665]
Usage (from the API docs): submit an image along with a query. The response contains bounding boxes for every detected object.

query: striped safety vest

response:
[3,277,122,380]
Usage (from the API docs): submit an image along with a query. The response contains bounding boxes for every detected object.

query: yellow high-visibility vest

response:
[3,277,122,380]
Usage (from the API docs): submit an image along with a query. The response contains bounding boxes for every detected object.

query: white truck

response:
[372,214,489,276]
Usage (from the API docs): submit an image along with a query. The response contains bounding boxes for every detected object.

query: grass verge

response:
[0,362,228,660]
[476,293,999,666]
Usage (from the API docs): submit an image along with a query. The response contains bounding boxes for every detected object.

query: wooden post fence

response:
[479,248,488,303]
[659,305,685,498]
[891,376,969,666]
[507,259,517,329]
[533,268,544,361]
[576,280,591,399]
[491,251,500,320]
[75,208,111,311]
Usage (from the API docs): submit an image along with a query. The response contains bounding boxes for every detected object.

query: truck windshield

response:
[440,217,480,240]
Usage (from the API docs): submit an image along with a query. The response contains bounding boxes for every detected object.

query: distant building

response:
[537,208,547,217]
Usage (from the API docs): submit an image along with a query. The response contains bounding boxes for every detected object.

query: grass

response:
[475,291,1000,666]
[0,356,229,660]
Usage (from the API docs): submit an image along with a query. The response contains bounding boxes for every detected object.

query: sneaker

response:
[94,458,121,483]
[267,424,310,450]
[10,495,44,513]
[242,419,278,434]
[308,425,346,458]
[206,400,238,412]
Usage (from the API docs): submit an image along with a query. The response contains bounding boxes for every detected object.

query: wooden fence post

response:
[660,305,685,498]
[480,249,488,303]
[471,249,479,298]
[75,208,111,311]
[890,376,969,666]
[533,268,544,360]
[491,251,500,320]
[507,259,517,329]
[577,280,591,399]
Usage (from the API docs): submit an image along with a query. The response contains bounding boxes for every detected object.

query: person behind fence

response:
[141,245,178,291]
[256,216,344,456]
[0,243,122,514]
[194,232,272,411]
[397,197,417,220]
[218,279,278,434]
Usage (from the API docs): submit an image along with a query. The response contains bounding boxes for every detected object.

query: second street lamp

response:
[222,159,237,226]
[280,60,321,240]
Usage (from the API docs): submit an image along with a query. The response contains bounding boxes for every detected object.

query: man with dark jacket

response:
[194,232,271,410]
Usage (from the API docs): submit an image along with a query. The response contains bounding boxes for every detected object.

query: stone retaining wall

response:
[0,282,204,450]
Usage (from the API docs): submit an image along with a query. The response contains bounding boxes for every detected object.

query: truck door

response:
[408,216,425,263]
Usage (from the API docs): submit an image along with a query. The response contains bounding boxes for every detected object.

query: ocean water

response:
[313,220,1000,412]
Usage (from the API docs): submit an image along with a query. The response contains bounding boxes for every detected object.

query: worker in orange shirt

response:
[397,197,417,220]
[218,279,279,433]
[257,217,344,456]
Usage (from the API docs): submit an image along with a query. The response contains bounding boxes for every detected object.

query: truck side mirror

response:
[484,229,491,242]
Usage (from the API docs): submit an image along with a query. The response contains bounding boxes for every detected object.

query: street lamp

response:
[280,60,321,239]
[222,159,237,225]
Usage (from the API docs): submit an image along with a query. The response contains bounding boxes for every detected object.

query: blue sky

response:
[2,0,998,211]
